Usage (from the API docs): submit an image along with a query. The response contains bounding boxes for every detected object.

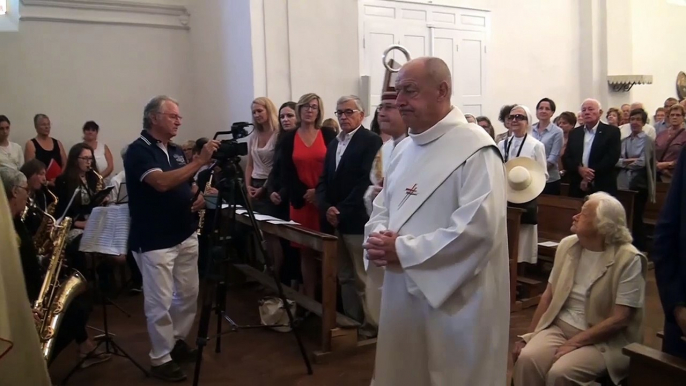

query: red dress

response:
[290,130,327,245]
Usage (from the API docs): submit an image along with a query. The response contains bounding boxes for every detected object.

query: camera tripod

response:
[192,161,312,386]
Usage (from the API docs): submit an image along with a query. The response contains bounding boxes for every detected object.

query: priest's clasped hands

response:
[364,230,399,267]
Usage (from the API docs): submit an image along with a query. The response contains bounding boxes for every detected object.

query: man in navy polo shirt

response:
[124,95,219,382]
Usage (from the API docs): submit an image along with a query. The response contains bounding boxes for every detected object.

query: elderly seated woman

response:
[512,192,647,386]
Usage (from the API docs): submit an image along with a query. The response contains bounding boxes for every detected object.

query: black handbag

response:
[509,198,538,225]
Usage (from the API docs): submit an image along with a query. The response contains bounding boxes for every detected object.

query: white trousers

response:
[133,233,199,366]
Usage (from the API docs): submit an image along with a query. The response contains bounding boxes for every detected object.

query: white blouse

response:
[248,131,277,180]
[92,142,109,174]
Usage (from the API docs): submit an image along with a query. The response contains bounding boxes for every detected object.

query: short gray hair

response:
[587,192,632,246]
[0,166,27,199]
[581,98,602,111]
[336,95,365,114]
[143,95,178,130]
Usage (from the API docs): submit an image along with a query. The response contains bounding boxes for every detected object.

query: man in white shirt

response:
[620,102,655,139]
[316,95,382,338]
[0,116,24,170]
[364,57,509,386]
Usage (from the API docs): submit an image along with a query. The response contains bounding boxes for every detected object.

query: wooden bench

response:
[231,213,366,362]
[559,183,636,231]
[623,343,686,386]
[616,189,636,232]
[537,194,583,257]
[645,182,671,228]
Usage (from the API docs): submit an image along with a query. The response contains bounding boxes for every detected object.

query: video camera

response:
[212,122,251,161]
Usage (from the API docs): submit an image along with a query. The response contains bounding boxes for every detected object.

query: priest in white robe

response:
[364,57,510,386]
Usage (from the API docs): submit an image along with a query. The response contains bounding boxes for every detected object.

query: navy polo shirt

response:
[124,130,195,253]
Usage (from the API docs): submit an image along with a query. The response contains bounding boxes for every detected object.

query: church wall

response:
[0,20,193,172]
[628,0,686,118]
[255,0,581,136]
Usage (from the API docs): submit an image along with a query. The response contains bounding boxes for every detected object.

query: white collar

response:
[409,107,467,146]
[337,125,361,141]
[585,120,600,134]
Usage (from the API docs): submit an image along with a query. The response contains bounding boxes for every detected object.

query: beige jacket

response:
[522,235,647,384]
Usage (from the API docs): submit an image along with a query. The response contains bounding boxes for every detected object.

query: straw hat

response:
[505,157,546,204]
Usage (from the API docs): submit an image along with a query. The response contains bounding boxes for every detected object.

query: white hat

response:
[505,157,546,204]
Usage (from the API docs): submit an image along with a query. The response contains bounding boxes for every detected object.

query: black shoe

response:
[170,340,198,364]
[150,360,186,382]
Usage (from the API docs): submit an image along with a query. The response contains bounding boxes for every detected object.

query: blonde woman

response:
[280,93,337,299]
[245,97,279,215]
[322,118,340,134]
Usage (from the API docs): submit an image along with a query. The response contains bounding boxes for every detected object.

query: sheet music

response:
[266,219,300,225]
[79,204,130,256]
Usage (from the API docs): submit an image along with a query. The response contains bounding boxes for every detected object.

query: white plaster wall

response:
[257,0,581,133]
[486,0,581,133]
[628,0,686,117]
[0,21,192,173]
[261,0,361,119]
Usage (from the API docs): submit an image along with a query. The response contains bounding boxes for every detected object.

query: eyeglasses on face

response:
[78,157,94,162]
[302,104,319,111]
[158,112,183,121]
[335,109,361,117]
[508,114,528,122]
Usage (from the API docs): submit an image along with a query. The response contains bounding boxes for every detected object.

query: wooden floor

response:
[49,270,665,386]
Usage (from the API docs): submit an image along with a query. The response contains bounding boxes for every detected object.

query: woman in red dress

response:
[280,93,336,299]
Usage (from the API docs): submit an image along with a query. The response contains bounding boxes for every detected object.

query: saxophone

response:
[197,174,214,236]
[91,168,105,192]
[32,211,87,362]
[34,186,59,256]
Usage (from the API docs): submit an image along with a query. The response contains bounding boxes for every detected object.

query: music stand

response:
[115,182,128,204]
[61,205,148,384]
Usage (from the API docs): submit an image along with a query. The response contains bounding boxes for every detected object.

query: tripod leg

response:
[192,277,216,386]
[267,246,313,374]
[236,179,313,375]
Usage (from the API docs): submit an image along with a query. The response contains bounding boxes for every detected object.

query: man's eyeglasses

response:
[158,112,183,121]
[507,114,528,122]
[14,185,29,193]
[335,109,361,117]
[302,105,319,111]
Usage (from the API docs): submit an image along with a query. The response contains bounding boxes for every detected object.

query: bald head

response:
[395,57,453,133]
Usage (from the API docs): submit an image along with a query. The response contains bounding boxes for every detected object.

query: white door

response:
[432,28,486,117]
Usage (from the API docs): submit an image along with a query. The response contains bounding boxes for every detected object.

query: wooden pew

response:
[507,207,523,311]
[645,182,671,229]
[231,213,366,362]
[559,183,636,231]
[537,194,583,259]
[616,189,636,232]
[623,343,686,386]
